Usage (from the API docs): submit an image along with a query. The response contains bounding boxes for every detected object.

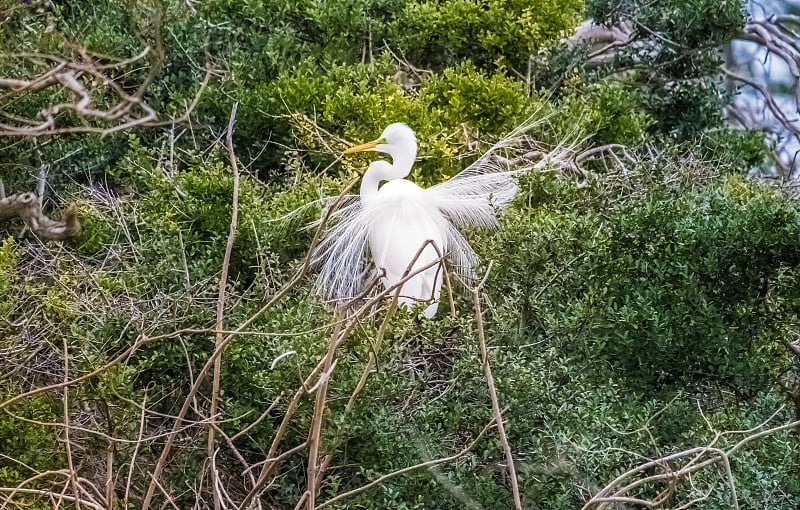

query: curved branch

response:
[0,193,80,240]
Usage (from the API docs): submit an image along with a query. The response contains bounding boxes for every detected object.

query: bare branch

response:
[582,417,800,509]
[470,264,523,510]
[208,102,240,510]
[0,47,213,137]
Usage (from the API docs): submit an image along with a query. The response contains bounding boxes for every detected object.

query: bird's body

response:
[364,178,446,317]
[314,119,561,317]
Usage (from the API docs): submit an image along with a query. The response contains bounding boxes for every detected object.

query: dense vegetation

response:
[1,0,799,509]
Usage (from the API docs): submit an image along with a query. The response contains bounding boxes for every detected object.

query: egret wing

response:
[426,115,580,282]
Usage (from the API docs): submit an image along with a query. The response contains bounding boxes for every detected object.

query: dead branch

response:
[240,254,450,509]
[0,329,194,412]
[0,45,213,137]
[141,170,357,510]
[566,19,635,66]
[0,48,158,137]
[61,336,82,510]
[582,416,800,509]
[470,262,523,510]
[739,16,800,116]
[304,309,344,510]
[0,192,80,240]
[208,102,240,510]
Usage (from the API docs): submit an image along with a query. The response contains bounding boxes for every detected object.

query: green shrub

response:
[491,170,800,396]
[394,0,583,71]
[556,80,653,145]
[701,128,769,171]
[3,1,799,508]
[0,237,20,319]
[0,393,62,479]
[227,56,541,180]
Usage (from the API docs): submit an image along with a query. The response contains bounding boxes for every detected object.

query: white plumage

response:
[313,119,564,317]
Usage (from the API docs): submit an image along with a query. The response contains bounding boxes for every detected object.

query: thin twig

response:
[582,417,800,509]
[304,308,344,509]
[124,391,148,506]
[61,337,81,510]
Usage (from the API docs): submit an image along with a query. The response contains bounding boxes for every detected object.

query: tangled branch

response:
[0,41,213,138]
[727,17,800,126]
[583,414,800,509]
[0,47,163,137]
[570,13,800,177]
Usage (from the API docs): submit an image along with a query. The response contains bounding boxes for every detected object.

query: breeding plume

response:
[314,121,560,317]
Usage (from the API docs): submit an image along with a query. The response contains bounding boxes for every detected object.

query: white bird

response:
[313,120,564,317]
[341,124,445,317]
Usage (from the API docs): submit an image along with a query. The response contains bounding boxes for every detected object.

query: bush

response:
[3,1,799,508]
[394,0,583,71]
[556,80,654,145]
[226,56,541,180]
[490,169,800,396]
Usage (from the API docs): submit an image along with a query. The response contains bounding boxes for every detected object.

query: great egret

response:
[314,120,563,317]
[340,123,445,317]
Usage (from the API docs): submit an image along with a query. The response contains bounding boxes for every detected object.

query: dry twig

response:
[208,102,241,510]
[470,262,523,510]
[582,415,800,509]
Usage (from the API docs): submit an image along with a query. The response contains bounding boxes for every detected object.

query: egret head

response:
[343,123,417,171]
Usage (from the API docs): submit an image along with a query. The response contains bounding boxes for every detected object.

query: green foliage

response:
[584,0,745,138]
[702,128,769,170]
[418,61,531,134]
[588,0,744,49]
[228,56,539,179]
[557,80,653,145]
[2,0,798,508]
[0,393,62,481]
[197,0,403,79]
[394,0,583,70]
[0,237,19,319]
[492,169,800,395]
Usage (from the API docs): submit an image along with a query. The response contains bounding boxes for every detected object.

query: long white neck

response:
[359,149,416,199]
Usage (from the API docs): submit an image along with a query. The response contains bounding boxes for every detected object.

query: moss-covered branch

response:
[0,193,80,240]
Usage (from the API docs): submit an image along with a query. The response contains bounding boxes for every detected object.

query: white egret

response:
[314,120,565,317]
[340,123,445,317]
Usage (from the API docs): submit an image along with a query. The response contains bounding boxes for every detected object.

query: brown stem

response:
[141,154,355,510]
[208,102,240,510]
[304,308,344,509]
[62,337,82,510]
[471,262,523,510]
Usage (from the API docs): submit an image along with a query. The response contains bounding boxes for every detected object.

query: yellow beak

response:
[342,140,378,155]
